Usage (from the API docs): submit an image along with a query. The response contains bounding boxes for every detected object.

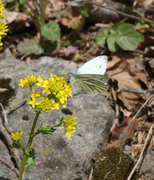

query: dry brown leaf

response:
[61,17,68,26]
[0,88,8,93]
[147,96,154,118]
[106,55,148,110]
[67,14,82,29]
[52,0,65,12]
[133,148,140,158]
[138,130,144,144]
[106,116,138,147]
[14,13,28,23]
[137,0,153,7]
[3,9,20,24]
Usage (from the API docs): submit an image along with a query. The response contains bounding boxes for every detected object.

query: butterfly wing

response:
[75,56,107,75]
[74,74,109,94]
[77,74,109,84]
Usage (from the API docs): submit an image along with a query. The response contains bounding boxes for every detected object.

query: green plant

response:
[11,74,77,180]
[6,0,90,56]
[6,0,61,55]
[96,22,144,52]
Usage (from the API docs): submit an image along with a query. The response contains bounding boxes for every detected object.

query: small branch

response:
[0,103,12,133]
[89,168,93,180]
[77,1,153,24]
[25,1,41,33]
[9,90,43,110]
[0,104,21,170]
[123,88,154,95]
[0,157,19,176]
[131,94,154,122]
[40,0,47,24]
[126,94,154,179]
[127,124,154,180]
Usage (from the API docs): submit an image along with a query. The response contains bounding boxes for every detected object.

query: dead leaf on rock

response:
[106,116,138,147]
[106,55,148,110]
[0,88,8,93]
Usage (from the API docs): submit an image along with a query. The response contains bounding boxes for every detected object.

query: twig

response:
[127,124,154,180]
[20,53,31,61]
[77,1,153,24]
[0,104,21,170]
[0,103,12,133]
[131,94,154,122]
[9,90,42,109]
[0,157,19,176]
[123,88,154,95]
[9,99,27,109]
[89,167,93,180]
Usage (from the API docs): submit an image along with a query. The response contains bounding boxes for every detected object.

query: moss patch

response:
[93,147,138,180]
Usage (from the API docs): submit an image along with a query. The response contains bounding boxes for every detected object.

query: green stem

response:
[40,0,47,24]
[39,0,47,44]
[18,111,40,180]
[71,3,90,41]
[25,1,41,33]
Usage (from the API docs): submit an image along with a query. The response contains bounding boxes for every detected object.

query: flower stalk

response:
[18,111,40,180]
[11,74,77,179]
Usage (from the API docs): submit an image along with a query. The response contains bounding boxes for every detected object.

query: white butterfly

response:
[68,56,109,94]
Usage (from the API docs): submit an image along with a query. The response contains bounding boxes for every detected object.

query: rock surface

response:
[0,56,114,180]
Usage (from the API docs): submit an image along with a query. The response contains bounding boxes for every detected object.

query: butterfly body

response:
[68,56,109,94]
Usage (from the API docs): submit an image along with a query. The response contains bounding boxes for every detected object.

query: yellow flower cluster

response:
[19,74,38,88]
[19,74,72,112]
[11,131,24,142]
[0,0,8,47]
[63,115,77,138]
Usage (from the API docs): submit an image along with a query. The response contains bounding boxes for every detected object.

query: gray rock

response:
[0,56,114,180]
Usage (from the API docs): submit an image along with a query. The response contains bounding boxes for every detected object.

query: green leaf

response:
[123,7,145,25]
[79,6,89,16]
[12,142,22,149]
[123,7,135,15]
[109,22,144,51]
[18,37,44,55]
[116,31,144,51]
[110,23,119,34]
[39,127,56,134]
[25,149,36,169]
[42,40,60,53]
[35,107,42,113]
[41,22,61,41]
[26,97,31,104]
[103,28,110,36]
[96,32,107,46]
[107,34,120,52]
[19,0,27,4]
[117,23,134,34]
